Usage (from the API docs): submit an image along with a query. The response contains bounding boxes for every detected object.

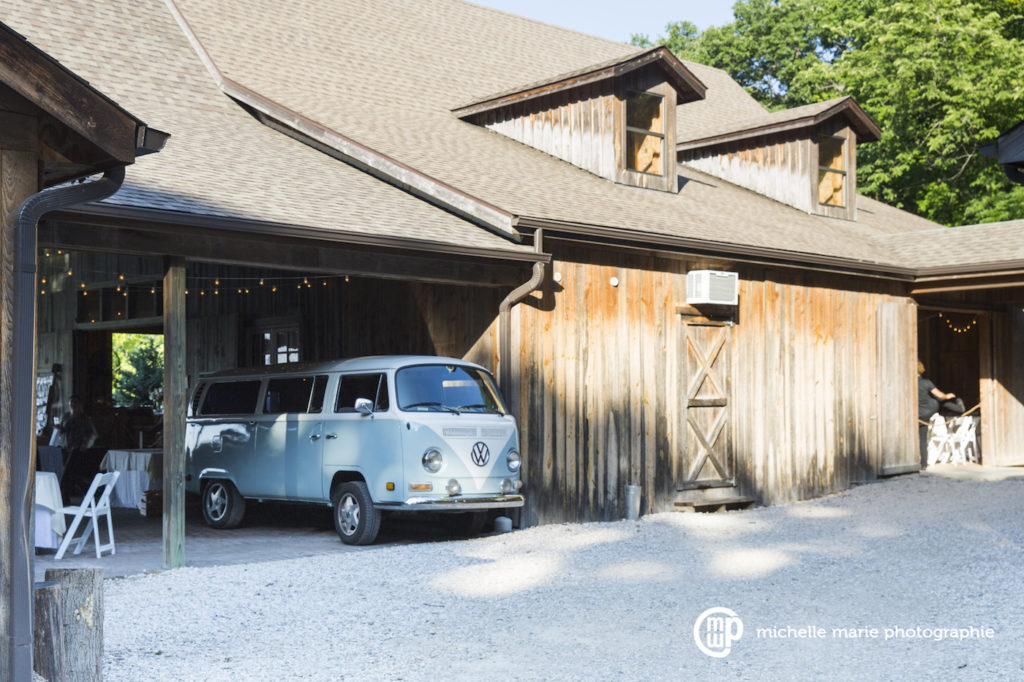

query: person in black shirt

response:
[918,362,955,468]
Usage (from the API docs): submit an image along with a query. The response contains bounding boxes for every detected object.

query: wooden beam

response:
[162,257,186,569]
[39,221,530,287]
[0,27,137,164]
[910,275,1024,295]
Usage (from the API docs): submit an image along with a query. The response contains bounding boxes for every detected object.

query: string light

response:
[938,312,977,334]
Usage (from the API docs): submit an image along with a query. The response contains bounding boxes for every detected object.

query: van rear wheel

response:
[333,481,380,545]
[202,479,245,529]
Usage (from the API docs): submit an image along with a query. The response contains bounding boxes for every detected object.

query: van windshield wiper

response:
[404,401,459,414]
[454,404,491,414]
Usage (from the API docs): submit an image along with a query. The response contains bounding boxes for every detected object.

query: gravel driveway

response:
[101,474,1024,681]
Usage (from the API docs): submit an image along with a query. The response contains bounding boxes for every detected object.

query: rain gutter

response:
[8,169,125,681]
[498,229,546,397]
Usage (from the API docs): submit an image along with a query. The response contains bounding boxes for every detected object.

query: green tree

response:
[635,0,1024,226]
[112,333,164,407]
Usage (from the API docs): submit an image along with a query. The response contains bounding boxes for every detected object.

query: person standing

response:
[918,362,955,468]
[58,394,99,500]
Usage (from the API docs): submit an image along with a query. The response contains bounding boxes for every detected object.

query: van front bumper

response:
[378,494,525,510]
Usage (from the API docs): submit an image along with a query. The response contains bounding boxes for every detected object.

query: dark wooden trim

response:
[452,47,705,118]
[911,274,1024,294]
[677,97,881,152]
[0,25,139,163]
[39,220,532,287]
[56,204,540,264]
[518,217,918,279]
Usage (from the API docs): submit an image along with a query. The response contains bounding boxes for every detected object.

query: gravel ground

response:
[102,474,1024,681]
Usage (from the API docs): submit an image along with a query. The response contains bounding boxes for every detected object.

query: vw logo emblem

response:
[470,442,490,466]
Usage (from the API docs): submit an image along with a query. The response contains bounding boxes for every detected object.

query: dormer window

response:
[818,135,846,207]
[626,91,664,176]
[452,47,705,194]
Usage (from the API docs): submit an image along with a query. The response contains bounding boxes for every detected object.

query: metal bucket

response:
[624,484,641,520]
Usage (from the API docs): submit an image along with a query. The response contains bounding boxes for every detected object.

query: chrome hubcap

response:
[337,493,360,535]
[206,484,227,521]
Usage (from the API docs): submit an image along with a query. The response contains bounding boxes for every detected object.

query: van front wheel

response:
[333,481,380,545]
[202,479,245,529]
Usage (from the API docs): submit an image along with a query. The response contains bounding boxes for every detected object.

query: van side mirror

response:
[354,398,373,416]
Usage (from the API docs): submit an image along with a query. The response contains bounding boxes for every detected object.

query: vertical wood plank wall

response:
[983,307,1024,465]
[681,131,814,214]
[512,241,919,525]
[41,246,1008,528]
[478,80,617,182]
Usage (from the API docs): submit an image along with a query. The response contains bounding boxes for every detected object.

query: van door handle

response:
[325,433,338,440]
[309,433,321,441]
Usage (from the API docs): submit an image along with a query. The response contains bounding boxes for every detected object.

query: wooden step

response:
[673,496,756,513]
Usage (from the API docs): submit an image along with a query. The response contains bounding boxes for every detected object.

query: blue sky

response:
[469,1,737,44]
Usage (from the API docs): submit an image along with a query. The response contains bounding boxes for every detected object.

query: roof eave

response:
[677,97,882,152]
[0,21,160,164]
[451,46,706,120]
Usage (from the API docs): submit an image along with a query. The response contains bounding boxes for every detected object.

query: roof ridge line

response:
[162,0,522,243]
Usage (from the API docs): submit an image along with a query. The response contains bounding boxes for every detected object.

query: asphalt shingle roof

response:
[5,0,1018,273]
[170,0,950,268]
[0,0,531,256]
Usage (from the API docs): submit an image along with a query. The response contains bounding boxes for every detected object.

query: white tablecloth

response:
[100,449,162,509]
[35,471,65,548]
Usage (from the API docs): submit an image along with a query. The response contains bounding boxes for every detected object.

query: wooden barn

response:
[5,0,1024,570]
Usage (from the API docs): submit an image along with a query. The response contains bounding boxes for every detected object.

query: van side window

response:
[190,382,206,416]
[200,380,262,416]
[336,373,389,412]
[264,376,316,414]
[309,375,329,413]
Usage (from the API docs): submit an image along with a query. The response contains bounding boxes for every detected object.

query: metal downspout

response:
[498,228,546,402]
[8,168,125,681]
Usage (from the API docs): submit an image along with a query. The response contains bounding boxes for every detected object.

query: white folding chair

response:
[926,414,952,465]
[55,471,120,560]
[949,417,978,465]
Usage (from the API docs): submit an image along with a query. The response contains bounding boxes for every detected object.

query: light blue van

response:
[185,356,524,544]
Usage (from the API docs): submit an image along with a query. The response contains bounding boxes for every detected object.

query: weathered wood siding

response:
[981,306,1024,465]
[36,255,503,394]
[478,81,617,182]
[680,120,858,220]
[512,241,918,525]
[476,65,677,191]
[681,131,814,213]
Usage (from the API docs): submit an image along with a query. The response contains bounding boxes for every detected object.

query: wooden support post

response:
[33,581,65,682]
[163,256,187,568]
[43,568,103,681]
[1,107,41,682]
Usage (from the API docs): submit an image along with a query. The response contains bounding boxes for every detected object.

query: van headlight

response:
[506,449,521,472]
[422,448,443,473]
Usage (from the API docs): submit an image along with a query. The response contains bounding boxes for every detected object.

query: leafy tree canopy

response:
[112,333,164,407]
[633,0,1024,226]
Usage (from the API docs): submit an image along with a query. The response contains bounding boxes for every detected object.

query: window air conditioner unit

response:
[686,270,738,305]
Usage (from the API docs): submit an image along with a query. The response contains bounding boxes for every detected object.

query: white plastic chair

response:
[926,414,952,465]
[55,471,120,560]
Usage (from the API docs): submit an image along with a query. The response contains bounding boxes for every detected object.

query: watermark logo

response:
[694,607,744,658]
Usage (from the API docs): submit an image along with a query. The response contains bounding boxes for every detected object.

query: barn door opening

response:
[679,321,734,489]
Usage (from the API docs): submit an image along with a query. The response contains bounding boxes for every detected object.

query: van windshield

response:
[396,364,507,414]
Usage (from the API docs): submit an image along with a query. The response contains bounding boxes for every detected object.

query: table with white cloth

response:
[34,471,65,549]
[99,448,163,509]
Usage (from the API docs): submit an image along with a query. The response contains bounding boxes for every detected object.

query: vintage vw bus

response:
[185,356,523,544]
